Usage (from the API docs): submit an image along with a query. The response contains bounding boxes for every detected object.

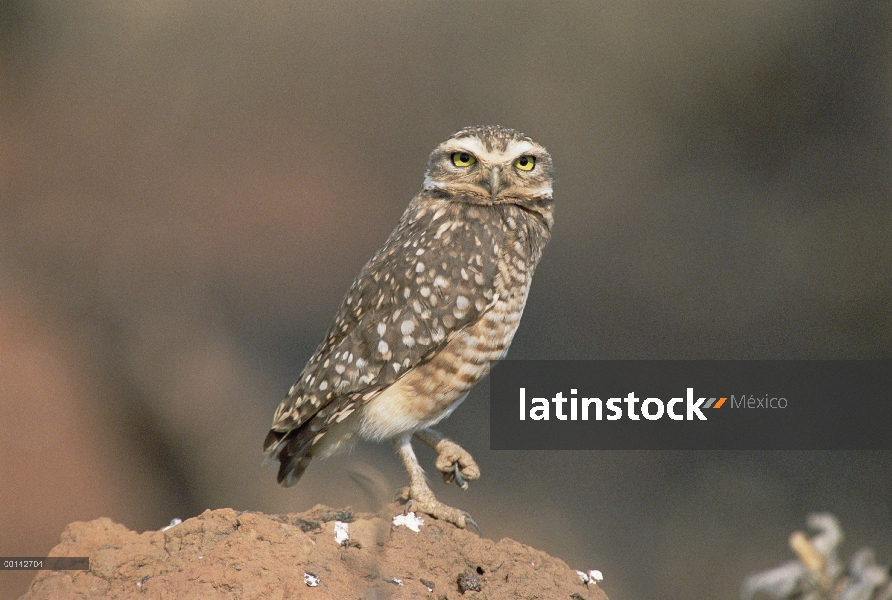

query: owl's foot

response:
[413,429,480,490]
[434,440,480,490]
[397,485,480,533]
[395,432,480,532]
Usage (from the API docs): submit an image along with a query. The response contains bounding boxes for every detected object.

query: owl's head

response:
[422,126,554,222]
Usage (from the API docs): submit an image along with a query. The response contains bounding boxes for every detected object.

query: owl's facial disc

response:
[423,130,553,204]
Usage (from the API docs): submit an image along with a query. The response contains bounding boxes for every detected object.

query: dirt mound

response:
[22,505,608,599]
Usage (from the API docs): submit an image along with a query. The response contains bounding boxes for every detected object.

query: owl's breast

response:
[357,207,545,441]
[356,286,531,441]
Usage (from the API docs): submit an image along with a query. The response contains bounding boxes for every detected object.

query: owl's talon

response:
[433,439,480,490]
[462,510,481,535]
[452,464,467,489]
[442,463,470,490]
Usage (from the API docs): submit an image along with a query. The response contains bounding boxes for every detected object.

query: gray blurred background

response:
[1,1,890,598]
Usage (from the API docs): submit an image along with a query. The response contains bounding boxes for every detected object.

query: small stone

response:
[294,518,320,532]
[457,570,482,593]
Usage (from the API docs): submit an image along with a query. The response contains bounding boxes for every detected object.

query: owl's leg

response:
[413,428,480,490]
[394,433,478,531]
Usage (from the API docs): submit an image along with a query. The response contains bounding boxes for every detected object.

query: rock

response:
[22,504,608,600]
[457,570,482,593]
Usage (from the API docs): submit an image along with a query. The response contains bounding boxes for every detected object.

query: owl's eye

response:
[514,155,536,171]
[451,152,476,167]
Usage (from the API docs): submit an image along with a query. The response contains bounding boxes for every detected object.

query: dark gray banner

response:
[489,360,892,450]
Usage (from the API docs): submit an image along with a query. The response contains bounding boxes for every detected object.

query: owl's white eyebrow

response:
[505,140,537,156]
[442,138,539,164]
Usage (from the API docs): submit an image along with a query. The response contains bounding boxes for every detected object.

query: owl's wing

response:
[274,199,503,429]
[264,200,504,481]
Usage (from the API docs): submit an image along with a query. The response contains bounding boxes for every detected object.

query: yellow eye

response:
[451,152,476,167]
[514,155,536,171]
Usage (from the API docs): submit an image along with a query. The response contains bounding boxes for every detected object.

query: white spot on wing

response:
[435,221,451,238]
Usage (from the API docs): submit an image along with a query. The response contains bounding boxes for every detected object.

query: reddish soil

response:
[22,504,609,600]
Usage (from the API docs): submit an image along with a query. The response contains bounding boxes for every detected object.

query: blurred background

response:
[1,1,890,598]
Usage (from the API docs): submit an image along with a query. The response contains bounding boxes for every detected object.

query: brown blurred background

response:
[1,1,890,598]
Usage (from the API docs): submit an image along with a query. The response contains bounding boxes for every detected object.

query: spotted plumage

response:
[265,125,554,528]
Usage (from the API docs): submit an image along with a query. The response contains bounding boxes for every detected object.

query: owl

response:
[264,125,554,529]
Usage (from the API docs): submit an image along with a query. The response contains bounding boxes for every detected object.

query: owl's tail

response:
[263,427,315,487]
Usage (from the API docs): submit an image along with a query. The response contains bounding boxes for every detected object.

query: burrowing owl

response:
[264,126,554,529]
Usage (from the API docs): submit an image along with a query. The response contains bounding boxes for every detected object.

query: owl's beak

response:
[488,167,502,198]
